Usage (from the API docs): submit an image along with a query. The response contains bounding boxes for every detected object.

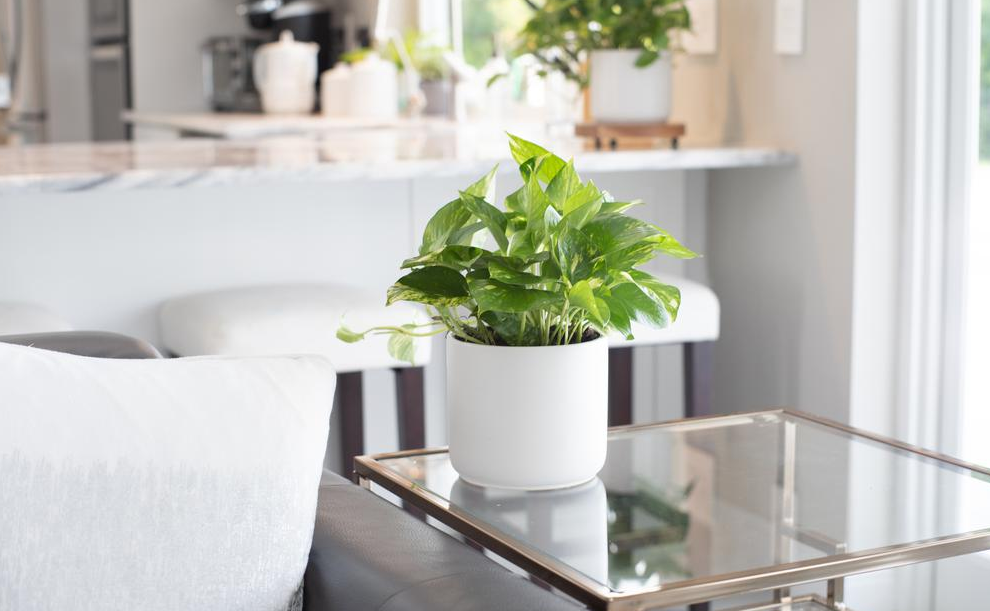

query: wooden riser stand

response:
[576,121,686,150]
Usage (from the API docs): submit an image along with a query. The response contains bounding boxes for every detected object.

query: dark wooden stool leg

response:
[337,371,364,477]
[684,341,715,418]
[394,366,427,519]
[608,346,634,426]
[685,342,714,611]
[394,366,426,451]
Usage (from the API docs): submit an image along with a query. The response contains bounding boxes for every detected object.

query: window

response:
[459,0,532,67]
[960,0,990,472]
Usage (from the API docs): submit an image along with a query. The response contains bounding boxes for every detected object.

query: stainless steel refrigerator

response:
[89,0,131,141]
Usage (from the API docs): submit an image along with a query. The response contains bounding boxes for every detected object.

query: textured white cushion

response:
[159,285,431,373]
[609,275,720,347]
[0,302,72,335]
[0,342,335,611]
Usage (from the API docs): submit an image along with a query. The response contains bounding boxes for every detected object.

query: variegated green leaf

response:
[507,133,567,183]
[387,328,417,364]
[546,159,581,211]
[401,245,485,270]
[489,260,545,286]
[387,266,469,307]
[460,191,509,253]
[627,270,681,321]
[468,278,561,313]
[420,198,472,254]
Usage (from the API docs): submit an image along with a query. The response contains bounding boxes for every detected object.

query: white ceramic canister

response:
[320,63,352,117]
[347,53,398,121]
[253,30,318,114]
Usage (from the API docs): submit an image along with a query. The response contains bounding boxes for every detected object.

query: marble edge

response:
[0,148,797,196]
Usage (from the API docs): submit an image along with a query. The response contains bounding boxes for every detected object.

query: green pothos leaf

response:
[336,324,366,343]
[648,231,700,259]
[467,278,561,313]
[627,270,681,322]
[583,214,665,254]
[401,245,485,270]
[459,191,509,253]
[463,164,499,203]
[599,199,644,215]
[507,133,567,183]
[387,266,470,307]
[387,326,417,364]
[556,226,600,283]
[569,280,608,328]
[546,159,581,211]
[607,282,671,332]
[489,260,545,286]
[563,180,603,215]
[420,198,471,254]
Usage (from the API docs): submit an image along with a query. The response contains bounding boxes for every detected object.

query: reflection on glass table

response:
[355,411,990,610]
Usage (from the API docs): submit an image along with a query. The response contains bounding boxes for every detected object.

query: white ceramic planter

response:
[447,335,608,490]
[589,49,672,123]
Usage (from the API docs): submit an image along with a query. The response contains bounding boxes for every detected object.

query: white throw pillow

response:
[0,342,335,611]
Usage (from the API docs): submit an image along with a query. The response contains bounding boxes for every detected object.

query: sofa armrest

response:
[0,331,162,359]
[304,471,582,611]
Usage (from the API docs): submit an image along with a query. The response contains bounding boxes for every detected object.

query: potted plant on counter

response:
[339,134,696,490]
[342,30,453,116]
[517,0,691,123]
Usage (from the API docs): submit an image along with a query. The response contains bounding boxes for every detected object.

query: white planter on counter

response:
[348,54,399,120]
[447,334,608,490]
[589,49,672,123]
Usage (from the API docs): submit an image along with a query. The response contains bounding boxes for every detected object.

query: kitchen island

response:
[0,123,795,464]
[0,121,794,194]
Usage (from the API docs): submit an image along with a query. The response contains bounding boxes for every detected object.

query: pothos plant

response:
[516,0,692,87]
[337,134,696,362]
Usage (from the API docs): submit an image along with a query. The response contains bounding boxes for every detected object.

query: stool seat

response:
[0,302,73,336]
[608,275,719,347]
[159,285,432,372]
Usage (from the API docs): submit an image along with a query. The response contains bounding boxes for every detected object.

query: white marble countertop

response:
[0,122,796,195]
[123,111,408,139]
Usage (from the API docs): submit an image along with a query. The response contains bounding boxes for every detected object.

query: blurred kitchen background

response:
[0,0,576,144]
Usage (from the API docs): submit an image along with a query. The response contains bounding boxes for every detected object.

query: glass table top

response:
[361,411,990,606]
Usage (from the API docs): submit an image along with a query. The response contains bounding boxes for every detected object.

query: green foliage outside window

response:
[462,0,532,67]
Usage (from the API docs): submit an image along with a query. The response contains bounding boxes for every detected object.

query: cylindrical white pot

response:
[589,49,671,123]
[447,335,608,490]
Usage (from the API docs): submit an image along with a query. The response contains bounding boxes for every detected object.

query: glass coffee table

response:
[354,410,990,610]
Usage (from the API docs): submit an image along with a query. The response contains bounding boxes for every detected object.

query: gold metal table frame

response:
[354,409,990,610]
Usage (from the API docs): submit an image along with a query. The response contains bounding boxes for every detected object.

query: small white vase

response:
[446,335,609,490]
[589,49,672,123]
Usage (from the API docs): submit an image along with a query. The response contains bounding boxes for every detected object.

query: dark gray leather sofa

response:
[1,331,581,611]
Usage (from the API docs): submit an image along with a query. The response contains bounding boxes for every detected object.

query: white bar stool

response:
[0,302,73,335]
[158,285,432,475]
[607,275,720,425]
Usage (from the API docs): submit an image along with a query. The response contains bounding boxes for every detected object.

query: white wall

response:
[129,0,251,136]
[674,1,858,425]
